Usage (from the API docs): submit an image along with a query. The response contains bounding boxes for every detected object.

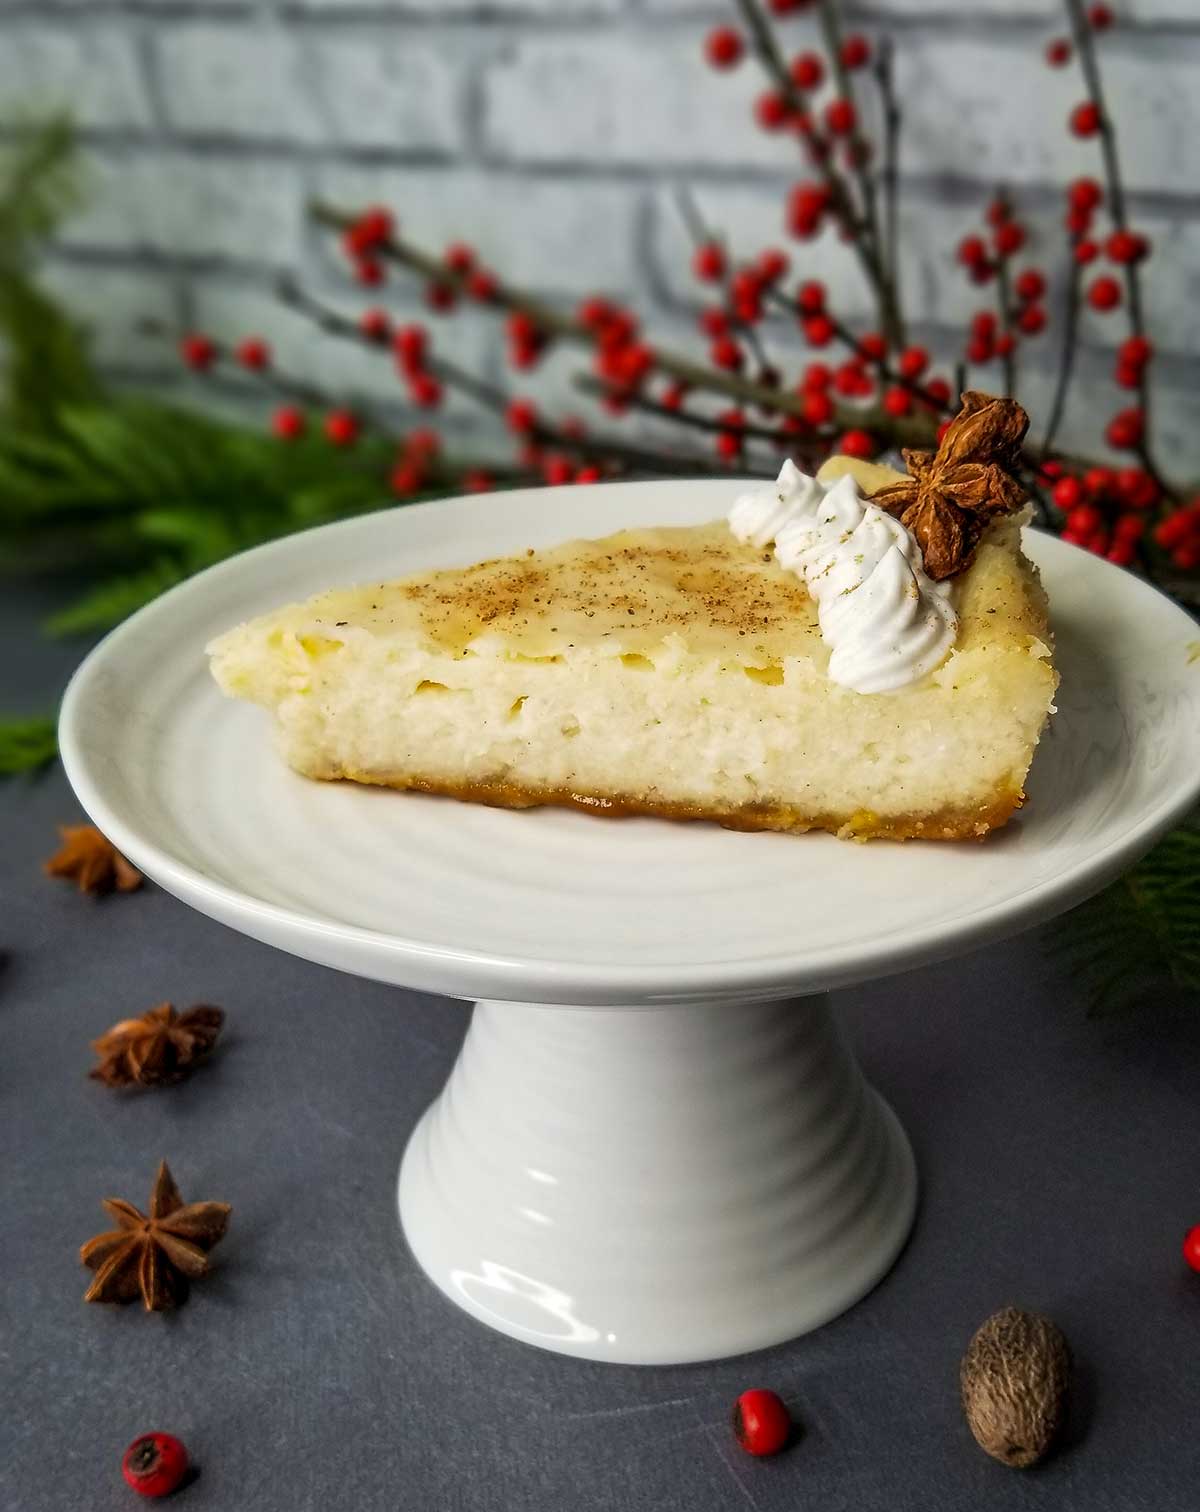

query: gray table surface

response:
[3,577,1199,1512]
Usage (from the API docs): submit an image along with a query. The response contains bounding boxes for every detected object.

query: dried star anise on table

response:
[90,1002,225,1089]
[44,824,142,896]
[873,390,1031,580]
[81,1160,231,1311]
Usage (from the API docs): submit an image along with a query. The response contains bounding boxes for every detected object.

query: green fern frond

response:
[1052,815,1200,1014]
[0,715,58,775]
[44,559,187,637]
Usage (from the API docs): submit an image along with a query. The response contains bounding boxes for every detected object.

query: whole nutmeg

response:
[960,1306,1071,1468]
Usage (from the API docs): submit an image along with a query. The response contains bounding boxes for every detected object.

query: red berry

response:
[1083,466,1114,496]
[360,307,390,343]
[993,221,1025,257]
[235,336,270,371]
[407,427,441,458]
[1106,408,1144,449]
[1106,228,1148,264]
[1018,304,1047,335]
[883,385,912,417]
[924,375,952,406]
[575,464,602,484]
[968,261,996,285]
[122,1433,188,1499]
[898,345,929,379]
[409,372,443,409]
[711,336,744,370]
[839,428,876,459]
[341,205,394,259]
[1119,335,1153,367]
[444,241,475,274]
[543,455,574,486]
[1053,476,1085,509]
[971,309,997,337]
[1106,539,1136,566]
[271,405,306,441]
[803,314,835,347]
[355,257,385,287]
[705,26,744,68]
[394,324,428,371]
[733,1389,792,1458]
[1173,542,1200,570]
[463,469,494,493]
[1087,275,1122,311]
[802,389,834,426]
[1067,503,1103,535]
[957,235,988,267]
[995,333,1015,355]
[693,242,726,282]
[757,247,790,283]
[840,34,871,70]
[1045,37,1072,66]
[1115,361,1142,390]
[390,460,424,496]
[824,98,856,136]
[1114,512,1146,540]
[1069,177,1103,212]
[769,0,812,11]
[506,398,538,434]
[324,410,359,447]
[425,280,457,313]
[755,90,791,131]
[1070,101,1102,137]
[716,429,742,460]
[577,295,613,328]
[790,52,824,90]
[1014,268,1046,302]
[796,280,826,315]
[1041,459,1064,480]
[467,267,499,301]
[700,307,729,338]
[1066,207,1094,238]
[1088,3,1114,29]
[966,336,993,364]
[507,310,540,347]
[661,381,688,411]
[1117,468,1159,510]
[834,361,868,397]
[1074,239,1099,264]
[803,361,832,390]
[179,333,215,371]
[858,331,886,361]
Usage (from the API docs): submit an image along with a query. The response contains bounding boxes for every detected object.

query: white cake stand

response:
[59,480,1200,1365]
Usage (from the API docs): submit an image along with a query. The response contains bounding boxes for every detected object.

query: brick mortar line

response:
[4,6,1200,42]
[18,128,1199,218]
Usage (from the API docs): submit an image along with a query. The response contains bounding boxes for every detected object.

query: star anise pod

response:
[873,390,1031,580]
[90,1002,225,1089]
[44,824,142,896]
[81,1160,231,1311]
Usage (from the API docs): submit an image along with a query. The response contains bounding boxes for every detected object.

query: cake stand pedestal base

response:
[398,994,916,1365]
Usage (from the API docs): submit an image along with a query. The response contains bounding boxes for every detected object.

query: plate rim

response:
[58,480,1200,1005]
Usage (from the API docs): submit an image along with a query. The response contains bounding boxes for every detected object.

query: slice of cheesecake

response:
[208,452,1058,842]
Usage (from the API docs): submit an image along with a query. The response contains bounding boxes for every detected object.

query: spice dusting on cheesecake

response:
[209,391,1057,842]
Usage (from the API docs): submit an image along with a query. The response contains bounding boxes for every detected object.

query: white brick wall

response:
[1,1,1198,469]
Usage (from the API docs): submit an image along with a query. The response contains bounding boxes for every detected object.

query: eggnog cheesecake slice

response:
[208,393,1058,842]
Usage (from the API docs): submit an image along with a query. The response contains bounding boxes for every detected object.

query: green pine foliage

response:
[0,715,58,776]
[1053,815,1200,1013]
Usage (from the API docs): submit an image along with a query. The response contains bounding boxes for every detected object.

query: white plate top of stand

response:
[60,478,1200,1006]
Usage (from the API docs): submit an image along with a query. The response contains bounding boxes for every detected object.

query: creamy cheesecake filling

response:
[729,461,959,694]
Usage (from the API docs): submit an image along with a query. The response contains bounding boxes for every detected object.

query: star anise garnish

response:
[44,824,142,895]
[80,1160,231,1311]
[872,390,1031,580]
[90,1002,225,1089]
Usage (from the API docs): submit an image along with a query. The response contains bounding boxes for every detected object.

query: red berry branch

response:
[159,0,1197,597]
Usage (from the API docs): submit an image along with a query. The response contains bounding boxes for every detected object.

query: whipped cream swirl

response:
[729,460,958,694]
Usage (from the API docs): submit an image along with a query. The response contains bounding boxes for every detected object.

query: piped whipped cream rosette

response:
[729,460,959,694]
